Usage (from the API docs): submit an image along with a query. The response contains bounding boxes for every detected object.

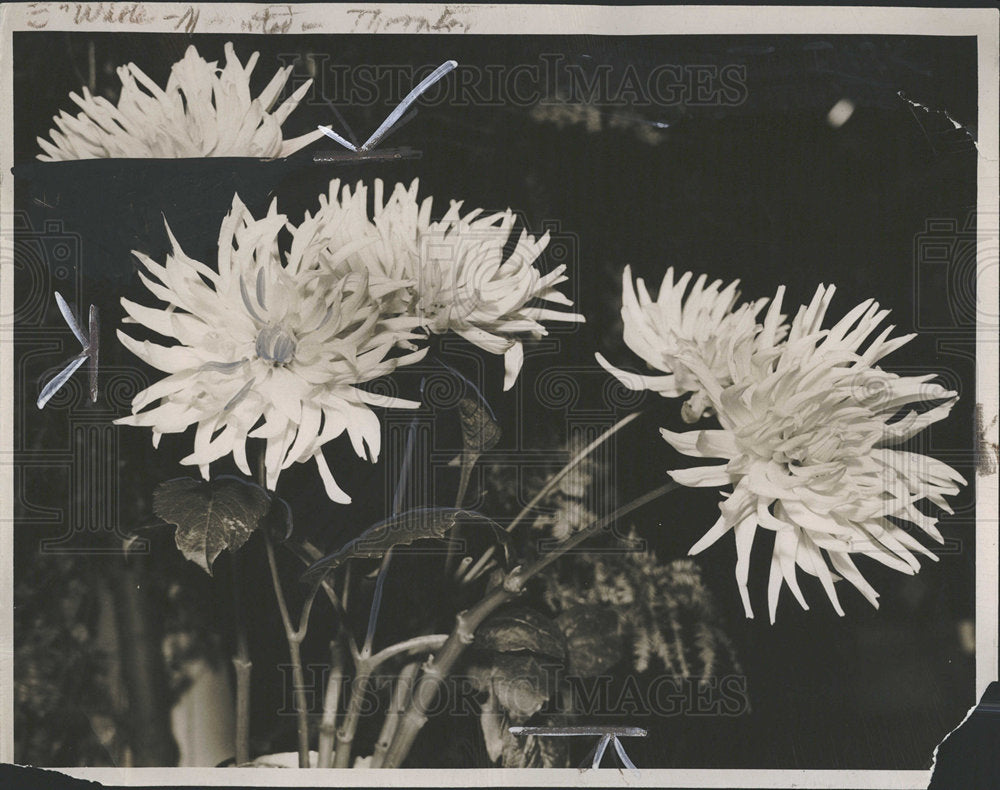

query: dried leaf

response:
[458,396,501,455]
[501,725,569,768]
[479,689,506,763]
[474,653,554,723]
[152,476,270,575]
[477,607,567,660]
[301,508,507,583]
[455,397,502,506]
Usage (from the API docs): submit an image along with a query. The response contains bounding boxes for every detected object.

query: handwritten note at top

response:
[346,8,472,34]
[20,3,476,35]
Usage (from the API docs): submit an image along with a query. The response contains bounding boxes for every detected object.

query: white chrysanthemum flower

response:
[596,266,781,422]
[661,284,966,622]
[115,195,426,503]
[295,179,585,390]
[286,179,418,316]
[37,42,324,160]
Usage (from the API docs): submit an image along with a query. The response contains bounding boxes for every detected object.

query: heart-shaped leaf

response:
[153,476,271,575]
[556,605,623,677]
[477,607,567,660]
[301,507,507,584]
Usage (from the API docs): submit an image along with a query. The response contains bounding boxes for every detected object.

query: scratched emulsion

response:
[975,403,999,477]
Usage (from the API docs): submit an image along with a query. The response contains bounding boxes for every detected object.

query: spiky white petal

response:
[38,43,324,160]
[662,285,965,622]
[596,266,781,422]
[116,195,424,502]
[293,179,585,390]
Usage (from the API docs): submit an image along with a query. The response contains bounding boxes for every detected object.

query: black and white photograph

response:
[1,4,997,788]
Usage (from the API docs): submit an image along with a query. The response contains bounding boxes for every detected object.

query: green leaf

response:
[477,607,567,660]
[301,507,507,583]
[556,605,623,677]
[152,476,271,575]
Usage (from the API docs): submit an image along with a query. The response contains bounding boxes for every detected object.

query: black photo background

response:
[12,31,978,768]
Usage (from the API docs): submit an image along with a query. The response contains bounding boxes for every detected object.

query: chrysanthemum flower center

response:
[255,324,297,365]
[741,404,874,473]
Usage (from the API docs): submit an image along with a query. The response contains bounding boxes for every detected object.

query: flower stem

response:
[381,479,677,768]
[508,411,642,534]
[317,638,345,769]
[380,602,501,768]
[341,561,352,611]
[263,530,313,768]
[459,411,642,585]
[279,538,360,660]
[362,550,393,659]
[362,415,418,658]
[368,634,448,668]
[459,546,495,585]
[229,552,252,766]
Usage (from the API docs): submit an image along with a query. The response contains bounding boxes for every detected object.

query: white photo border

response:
[1,3,996,788]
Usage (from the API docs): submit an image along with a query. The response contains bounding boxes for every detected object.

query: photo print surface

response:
[1,4,996,788]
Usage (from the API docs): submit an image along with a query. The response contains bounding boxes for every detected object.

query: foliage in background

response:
[14,554,123,766]
[487,434,740,681]
[543,538,741,679]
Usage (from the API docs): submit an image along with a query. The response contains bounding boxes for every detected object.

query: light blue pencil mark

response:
[38,292,99,409]
[508,725,645,774]
[317,60,458,153]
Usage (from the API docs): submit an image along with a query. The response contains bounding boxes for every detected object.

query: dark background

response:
[12,31,979,769]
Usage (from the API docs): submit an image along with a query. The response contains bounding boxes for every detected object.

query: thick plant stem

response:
[230,552,252,766]
[371,661,419,768]
[382,480,678,768]
[333,662,373,768]
[317,639,345,769]
[331,635,447,768]
[381,599,504,768]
